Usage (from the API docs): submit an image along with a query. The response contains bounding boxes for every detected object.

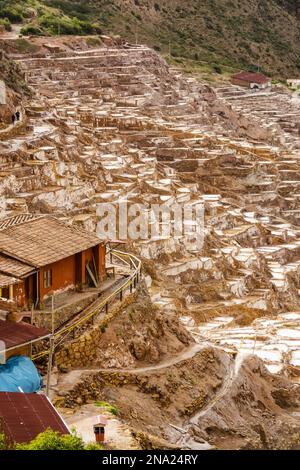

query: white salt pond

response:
[181,311,300,374]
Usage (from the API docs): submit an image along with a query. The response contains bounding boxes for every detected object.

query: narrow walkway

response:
[54,275,130,339]
[56,343,238,450]
[175,354,237,450]
[56,342,205,392]
[0,24,22,39]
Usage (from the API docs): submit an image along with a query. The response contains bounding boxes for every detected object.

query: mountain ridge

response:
[1,0,300,77]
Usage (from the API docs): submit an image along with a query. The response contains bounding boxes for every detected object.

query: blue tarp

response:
[0,356,43,393]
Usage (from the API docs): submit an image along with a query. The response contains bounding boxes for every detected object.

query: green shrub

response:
[86,36,102,47]
[0,429,101,450]
[0,18,11,31]
[21,24,44,36]
[38,13,98,36]
[13,38,40,53]
[213,64,222,74]
[0,6,24,23]
[84,442,103,450]
[16,429,85,450]
[95,401,119,416]
[0,433,7,450]
[39,13,80,35]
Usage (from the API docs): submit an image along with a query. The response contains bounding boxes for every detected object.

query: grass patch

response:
[0,17,12,31]
[13,38,40,53]
[86,36,102,47]
[95,401,119,416]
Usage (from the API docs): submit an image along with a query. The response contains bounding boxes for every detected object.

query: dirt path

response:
[54,276,127,334]
[55,343,237,450]
[0,24,22,39]
[56,341,238,392]
[56,342,205,393]
[191,357,235,423]
[172,354,237,450]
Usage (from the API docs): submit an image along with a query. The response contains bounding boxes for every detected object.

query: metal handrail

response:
[32,250,141,361]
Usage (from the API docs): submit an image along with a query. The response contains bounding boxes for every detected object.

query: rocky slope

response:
[276,0,300,19]
[58,348,300,450]
[0,53,28,126]
[94,284,192,368]
[2,0,300,76]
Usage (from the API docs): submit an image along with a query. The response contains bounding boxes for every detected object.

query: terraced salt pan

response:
[192,311,300,373]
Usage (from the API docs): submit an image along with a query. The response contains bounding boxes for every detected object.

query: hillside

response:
[0,0,300,77]
[0,31,300,449]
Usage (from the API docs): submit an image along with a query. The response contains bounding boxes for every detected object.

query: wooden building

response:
[231,71,271,89]
[0,214,106,310]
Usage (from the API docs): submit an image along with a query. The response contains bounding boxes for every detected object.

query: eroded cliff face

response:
[95,284,192,368]
[0,53,29,126]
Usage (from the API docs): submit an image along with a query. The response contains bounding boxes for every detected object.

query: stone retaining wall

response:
[33,291,99,331]
[55,292,137,370]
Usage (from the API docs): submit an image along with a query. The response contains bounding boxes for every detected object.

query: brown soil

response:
[89,283,192,368]
[58,347,300,450]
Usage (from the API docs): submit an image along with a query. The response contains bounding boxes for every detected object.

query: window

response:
[0,287,9,299]
[43,270,52,289]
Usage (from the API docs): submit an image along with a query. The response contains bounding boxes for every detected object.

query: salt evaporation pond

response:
[182,311,300,374]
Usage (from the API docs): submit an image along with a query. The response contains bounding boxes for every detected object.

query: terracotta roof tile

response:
[0,214,103,268]
[0,273,19,288]
[0,255,34,278]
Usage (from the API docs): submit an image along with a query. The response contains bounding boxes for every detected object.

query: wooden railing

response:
[32,250,141,361]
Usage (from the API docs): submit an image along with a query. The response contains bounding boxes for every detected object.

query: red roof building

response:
[0,319,50,361]
[0,392,69,444]
[231,71,271,89]
[0,214,107,311]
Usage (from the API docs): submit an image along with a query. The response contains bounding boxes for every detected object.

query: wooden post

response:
[46,336,55,397]
[9,284,13,301]
[31,303,34,325]
[51,295,55,334]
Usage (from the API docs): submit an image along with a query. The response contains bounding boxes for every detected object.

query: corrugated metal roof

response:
[0,392,69,443]
[0,214,103,268]
[0,255,34,279]
[232,71,270,84]
[0,320,49,350]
